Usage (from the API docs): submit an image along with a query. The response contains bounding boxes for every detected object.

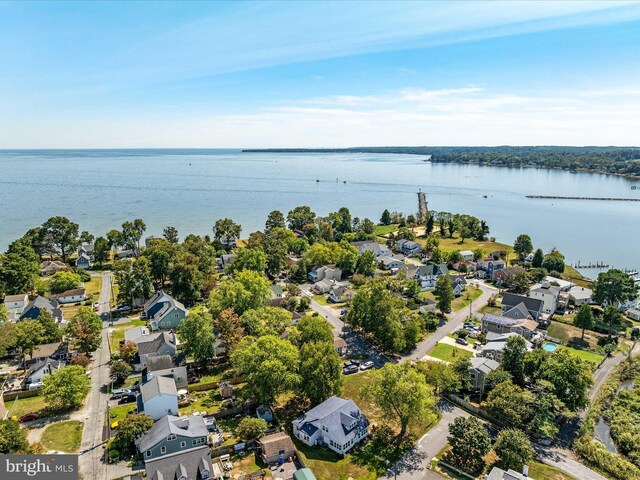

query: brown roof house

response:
[257,431,296,465]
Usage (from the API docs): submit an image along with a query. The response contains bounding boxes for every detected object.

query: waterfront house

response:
[257,431,296,465]
[133,332,178,372]
[19,296,63,324]
[395,239,422,256]
[77,242,94,260]
[136,414,209,461]
[3,293,29,320]
[75,253,91,270]
[137,375,179,420]
[459,250,475,262]
[50,288,87,304]
[414,263,449,288]
[329,285,354,303]
[470,357,499,392]
[39,260,68,276]
[292,396,369,454]
[528,282,562,315]
[501,293,544,321]
[308,265,342,284]
[351,241,391,258]
[475,258,505,280]
[568,286,593,306]
[24,358,65,387]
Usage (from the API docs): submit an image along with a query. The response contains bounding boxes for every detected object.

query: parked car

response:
[120,394,136,404]
[112,388,131,399]
[455,337,469,346]
[19,413,39,422]
[360,361,374,371]
[342,364,359,375]
[116,305,132,312]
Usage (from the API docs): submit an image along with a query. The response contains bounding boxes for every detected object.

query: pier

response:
[527,195,640,201]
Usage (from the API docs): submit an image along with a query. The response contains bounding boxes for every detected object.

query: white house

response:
[292,396,369,455]
[51,288,87,305]
[627,308,640,322]
[379,255,405,271]
[568,286,593,306]
[136,376,179,420]
[395,239,422,256]
[459,250,475,262]
[528,282,562,315]
[414,263,449,289]
[3,293,29,320]
[24,358,65,387]
[308,265,342,284]
[351,241,391,258]
[329,285,354,303]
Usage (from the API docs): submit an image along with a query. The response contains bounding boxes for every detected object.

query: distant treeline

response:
[242,146,640,178]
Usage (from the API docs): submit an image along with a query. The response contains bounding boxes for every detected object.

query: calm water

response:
[1,149,639,278]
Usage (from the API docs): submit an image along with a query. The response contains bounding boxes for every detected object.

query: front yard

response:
[107,319,148,349]
[41,420,84,453]
[5,395,48,419]
[428,343,474,363]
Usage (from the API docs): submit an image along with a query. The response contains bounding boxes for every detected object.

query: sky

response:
[1,1,640,148]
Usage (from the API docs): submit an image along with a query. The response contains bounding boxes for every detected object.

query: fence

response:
[445,394,508,428]
[437,460,476,480]
[3,389,41,402]
[213,400,255,420]
[187,376,243,393]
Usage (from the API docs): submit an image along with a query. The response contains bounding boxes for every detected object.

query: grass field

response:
[5,395,48,418]
[294,437,376,480]
[374,224,399,236]
[560,346,604,364]
[108,319,148,349]
[451,286,482,312]
[428,343,473,363]
[529,460,577,480]
[41,420,84,453]
[107,403,137,425]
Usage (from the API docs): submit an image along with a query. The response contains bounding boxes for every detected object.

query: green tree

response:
[16,320,44,366]
[537,348,592,411]
[37,310,63,344]
[486,380,534,427]
[208,270,271,317]
[177,311,216,366]
[287,206,316,231]
[214,308,245,355]
[240,306,293,337]
[484,369,512,392]
[447,416,492,475]
[362,363,436,439]
[0,322,18,357]
[0,304,9,323]
[168,255,203,305]
[110,360,132,384]
[380,209,392,225]
[541,250,565,273]
[603,305,625,337]
[500,335,527,386]
[0,419,30,453]
[43,365,91,410]
[510,270,531,294]
[513,234,533,260]
[50,271,81,294]
[231,335,300,405]
[416,361,461,395]
[93,236,110,266]
[354,250,377,276]
[452,356,473,391]
[163,226,179,244]
[493,428,534,472]
[227,247,267,274]
[293,315,334,345]
[593,269,639,309]
[434,275,454,313]
[67,307,102,354]
[265,210,286,232]
[237,417,268,440]
[213,218,242,247]
[113,258,154,306]
[0,243,40,294]
[574,304,595,340]
[531,248,544,268]
[121,219,146,253]
[113,414,154,454]
[118,340,137,363]
[299,341,343,405]
[528,380,564,440]
[144,241,172,287]
[41,216,79,262]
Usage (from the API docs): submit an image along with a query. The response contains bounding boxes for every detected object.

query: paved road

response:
[407,281,498,361]
[535,445,608,480]
[78,271,112,479]
[380,401,468,480]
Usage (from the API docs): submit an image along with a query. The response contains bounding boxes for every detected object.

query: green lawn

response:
[41,420,84,453]
[529,460,577,480]
[343,371,385,427]
[451,286,482,312]
[478,304,502,315]
[108,404,137,425]
[374,224,399,236]
[560,346,604,364]
[416,234,513,256]
[428,343,473,363]
[294,437,376,480]
[5,395,48,419]
[546,321,604,362]
[108,319,148,349]
[312,295,331,306]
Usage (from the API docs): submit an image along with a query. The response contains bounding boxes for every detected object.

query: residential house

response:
[476,332,533,362]
[294,468,318,480]
[143,292,188,331]
[486,466,530,480]
[543,276,574,292]
[256,405,273,424]
[77,242,94,259]
[24,358,65,387]
[143,355,188,389]
[75,253,91,270]
[115,249,139,259]
[475,258,505,280]
[397,263,418,280]
[270,285,285,302]
[459,250,475,262]
[528,282,563,315]
[333,337,348,357]
[217,253,237,271]
[26,342,70,366]
[124,325,151,343]
[351,241,391,258]
[501,293,544,321]
[481,314,541,342]
[144,447,212,480]
[136,414,209,461]
[19,296,63,324]
[492,266,526,289]
[419,298,437,314]
[3,293,29,320]
[470,357,500,392]
[292,396,369,455]
[144,291,175,318]
[136,375,179,420]
[50,288,87,304]
[395,239,422,256]
[257,431,296,465]
[448,275,467,297]
[414,263,449,289]
[378,255,404,271]
[451,260,476,273]
[568,286,593,306]
[329,285,354,303]
[308,265,342,284]
[133,332,178,372]
[313,278,334,294]
[39,260,68,276]
[501,303,532,321]
[524,252,535,264]
[626,308,640,322]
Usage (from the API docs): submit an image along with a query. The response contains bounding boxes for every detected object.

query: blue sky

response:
[1,1,640,148]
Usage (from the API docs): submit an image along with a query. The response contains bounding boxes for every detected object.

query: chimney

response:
[523,465,529,477]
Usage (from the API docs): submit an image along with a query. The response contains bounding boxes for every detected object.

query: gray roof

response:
[136,332,176,356]
[4,293,27,303]
[502,303,531,320]
[470,357,499,375]
[20,295,63,321]
[143,290,171,313]
[351,241,391,256]
[124,326,150,343]
[415,263,449,277]
[482,314,522,327]
[145,446,212,480]
[154,297,188,323]
[293,396,369,444]
[379,255,403,266]
[501,293,543,313]
[136,415,208,452]
[26,358,64,379]
[530,282,562,296]
[146,355,175,372]
[485,467,528,480]
[140,375,177,402]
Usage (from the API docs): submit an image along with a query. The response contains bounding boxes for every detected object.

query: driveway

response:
[77,271,113,479]
[438,335,475,353]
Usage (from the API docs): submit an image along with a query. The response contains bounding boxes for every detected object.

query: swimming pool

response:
[543,342,559,352]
